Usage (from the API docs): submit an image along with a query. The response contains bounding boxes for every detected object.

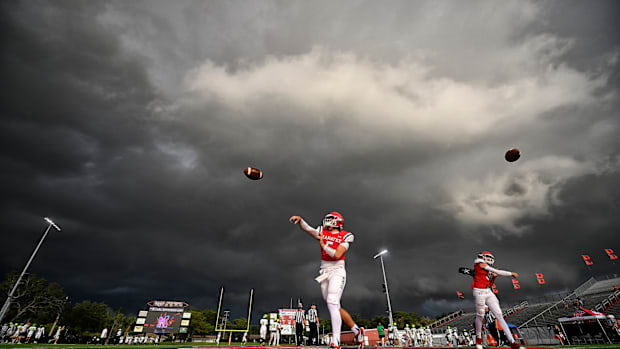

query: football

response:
[243,167,263,180]
[505,148,521,162]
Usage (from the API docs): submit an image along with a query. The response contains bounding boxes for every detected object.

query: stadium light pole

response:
[373,250,394,328]
[0,217,61,323]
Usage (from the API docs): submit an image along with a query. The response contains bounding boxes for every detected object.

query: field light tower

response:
[373,249,394,328]
[0,217,61,323]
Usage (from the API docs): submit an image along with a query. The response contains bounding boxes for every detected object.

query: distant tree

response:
[232,317,248,330]
[0,272,68,324]
[107,308,135,341]
[366,315,389,328]
[65,300,113,336]
[188,309,216,336]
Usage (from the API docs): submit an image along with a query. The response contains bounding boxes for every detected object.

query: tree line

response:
[1,272,433,339]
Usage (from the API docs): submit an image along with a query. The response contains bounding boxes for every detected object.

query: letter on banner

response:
[512,279,521,289]
[491,284,499,294]
[581,254,594,266]
[605,249,618,260]
[456,291,464,299]
[536,273,546,285]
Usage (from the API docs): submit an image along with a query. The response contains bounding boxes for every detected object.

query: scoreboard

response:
[134,300,191,335]
[144,310,183,334]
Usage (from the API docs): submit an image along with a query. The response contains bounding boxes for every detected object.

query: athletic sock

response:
[352,325,360,336]
[327,303,341,346]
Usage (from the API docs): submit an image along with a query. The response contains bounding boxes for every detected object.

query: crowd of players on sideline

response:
[0,323,161,345]
[0,322,50,344]
[247,303,506,347]
[0,307,513,346]
[4,300,618,346]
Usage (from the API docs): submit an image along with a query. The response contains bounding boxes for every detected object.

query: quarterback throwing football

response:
[290,212,365,349]
[472,251,521,349]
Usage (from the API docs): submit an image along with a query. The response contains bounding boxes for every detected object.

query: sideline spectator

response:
[34,325,45,343]
[377,322,385,346]
[295,303,305,346]
[100,327,108,344]
[26,323,36,343]
[0,323,8,343]
[50,326,64,344]
[259,314,268,345]
[553,325,565,345]
[307,304,319,345]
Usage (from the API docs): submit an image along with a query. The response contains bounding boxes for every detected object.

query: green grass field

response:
[1,345,620,349]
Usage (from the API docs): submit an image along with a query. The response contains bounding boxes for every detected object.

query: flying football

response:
[505,148,520,162]
[243,167,263,180]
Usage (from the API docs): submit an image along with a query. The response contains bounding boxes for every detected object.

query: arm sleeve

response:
[483,265,513,277]
[299,219,320,238]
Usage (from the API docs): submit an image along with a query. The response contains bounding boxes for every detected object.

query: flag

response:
[578,307,604,316]
[581,254,594,266]
[536,273,546,285]
[573,309,586,317]
[605,249,618,261]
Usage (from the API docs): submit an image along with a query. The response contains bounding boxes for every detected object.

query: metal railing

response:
[594,289,620,312]
[429,310,463,329]
[504,301,528,318]
[517,292,575,329]
[574,277,597,296]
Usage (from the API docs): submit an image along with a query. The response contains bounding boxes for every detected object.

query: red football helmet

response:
[478,251,495,265]
[323,212,344,230]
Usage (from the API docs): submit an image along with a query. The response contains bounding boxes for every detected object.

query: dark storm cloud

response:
[1,0,619,322]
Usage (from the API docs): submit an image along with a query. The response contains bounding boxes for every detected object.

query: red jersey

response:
[319,227,354,261]
[472,263,493,289]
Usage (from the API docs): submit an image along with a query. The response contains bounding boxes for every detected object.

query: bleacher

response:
[503,302,553,326]
[518,277,620,328]
[433,312,477,332]
[606,299,620,315]
[582,277,620,295]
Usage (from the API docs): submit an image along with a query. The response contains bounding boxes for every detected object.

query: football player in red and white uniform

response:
[472,251,521,349]
[290,212,365,349]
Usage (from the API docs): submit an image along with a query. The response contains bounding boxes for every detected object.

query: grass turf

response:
[0,343,620,349]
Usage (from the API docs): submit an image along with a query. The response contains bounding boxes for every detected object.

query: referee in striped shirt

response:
[306,304,319,345]
[295,303,305,345]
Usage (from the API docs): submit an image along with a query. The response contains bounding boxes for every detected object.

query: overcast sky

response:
[1,0,619,320]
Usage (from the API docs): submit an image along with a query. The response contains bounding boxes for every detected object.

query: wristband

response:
[323,245,336,257]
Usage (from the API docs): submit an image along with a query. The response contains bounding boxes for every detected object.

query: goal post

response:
[215,287,254,333]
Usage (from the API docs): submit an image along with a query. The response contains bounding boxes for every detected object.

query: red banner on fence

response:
[581,254,594,266]
[605,249,618,261]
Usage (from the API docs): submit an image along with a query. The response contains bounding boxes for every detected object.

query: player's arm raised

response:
[480,263,518,278]
[289,215,320,240]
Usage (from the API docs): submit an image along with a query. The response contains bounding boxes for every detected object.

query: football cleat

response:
[356,327,365,349]
[475,336,483,349]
